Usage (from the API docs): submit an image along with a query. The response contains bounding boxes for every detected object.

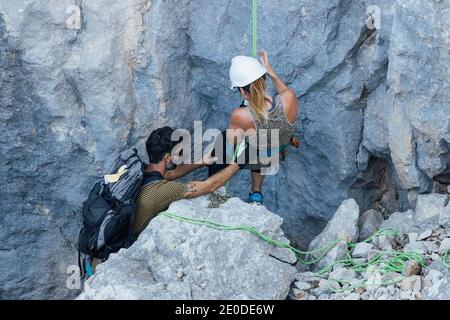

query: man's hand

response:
[190,150,218,166]
[184,162,240,199]
[186,182,198,193]
[201,153,218,166]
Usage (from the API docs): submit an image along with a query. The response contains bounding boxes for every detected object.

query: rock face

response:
[1,1,449,299]
[77,197,297,300]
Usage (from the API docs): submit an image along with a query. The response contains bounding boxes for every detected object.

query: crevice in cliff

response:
[434,166,450,185]
[76,0,85,34]
[300,24,377,99]
[64,72,87,130]
[325,0,353,54]
[350,156,408,217]
[346,25,377,61]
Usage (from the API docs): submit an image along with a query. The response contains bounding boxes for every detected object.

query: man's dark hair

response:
[146,127,177,164]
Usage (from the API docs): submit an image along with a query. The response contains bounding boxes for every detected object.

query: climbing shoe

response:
[249,191,264,205]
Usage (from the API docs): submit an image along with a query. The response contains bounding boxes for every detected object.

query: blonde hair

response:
[248,76,268,122]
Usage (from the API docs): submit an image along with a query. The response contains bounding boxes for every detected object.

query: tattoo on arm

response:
[184,164,239,198]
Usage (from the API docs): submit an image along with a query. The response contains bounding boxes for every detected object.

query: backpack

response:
[77,148,161,278]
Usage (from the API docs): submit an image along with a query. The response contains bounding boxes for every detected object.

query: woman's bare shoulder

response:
[279,89,297,105]
[231,106,249,117]
[230,107,254,130]
[279,90,298,124]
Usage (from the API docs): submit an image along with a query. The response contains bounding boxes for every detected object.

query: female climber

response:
[227,49,299,204]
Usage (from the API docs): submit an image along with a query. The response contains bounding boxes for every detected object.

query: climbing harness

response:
[159,211,450,292]
[264,144,290,158]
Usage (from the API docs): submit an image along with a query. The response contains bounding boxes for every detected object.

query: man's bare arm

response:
[183,163,240,199]
[164,164,204,181]
[165,153,218,181]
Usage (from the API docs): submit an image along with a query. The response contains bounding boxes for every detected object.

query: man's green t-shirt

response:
[133,179,187,236]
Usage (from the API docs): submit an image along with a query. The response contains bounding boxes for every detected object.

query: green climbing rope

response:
[223,0,257,192]
[159,211,450,293]
[252,0,258,57]
[444,249,450,269]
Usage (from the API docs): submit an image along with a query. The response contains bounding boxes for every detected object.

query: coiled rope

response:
[160,211,450,292]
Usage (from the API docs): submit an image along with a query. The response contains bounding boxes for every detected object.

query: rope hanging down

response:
[252,0,258,57]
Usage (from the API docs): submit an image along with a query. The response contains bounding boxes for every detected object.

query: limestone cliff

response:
[0,0,449,299]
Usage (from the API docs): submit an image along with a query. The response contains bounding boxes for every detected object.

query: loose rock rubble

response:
[289,194,450,300]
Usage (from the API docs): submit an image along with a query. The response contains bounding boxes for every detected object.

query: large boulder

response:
[415,193,449,225]
[380,210,418,235]
[77,197,297,300]
[309,199,360,248]
[439,204,450,228]
[358,209,384,241]
[308,199,359,269]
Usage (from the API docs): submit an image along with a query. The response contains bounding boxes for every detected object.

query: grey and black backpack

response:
[77,148,161,278]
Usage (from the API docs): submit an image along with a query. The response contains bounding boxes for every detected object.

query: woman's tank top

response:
[245,94,296,170]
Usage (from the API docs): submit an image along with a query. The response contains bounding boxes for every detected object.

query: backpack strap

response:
[141,171,164,189]
[126,171,164,241]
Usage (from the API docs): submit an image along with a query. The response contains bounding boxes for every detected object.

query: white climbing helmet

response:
[229,55,267,90]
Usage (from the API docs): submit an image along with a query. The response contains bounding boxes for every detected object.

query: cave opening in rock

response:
[350,156,408,220]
